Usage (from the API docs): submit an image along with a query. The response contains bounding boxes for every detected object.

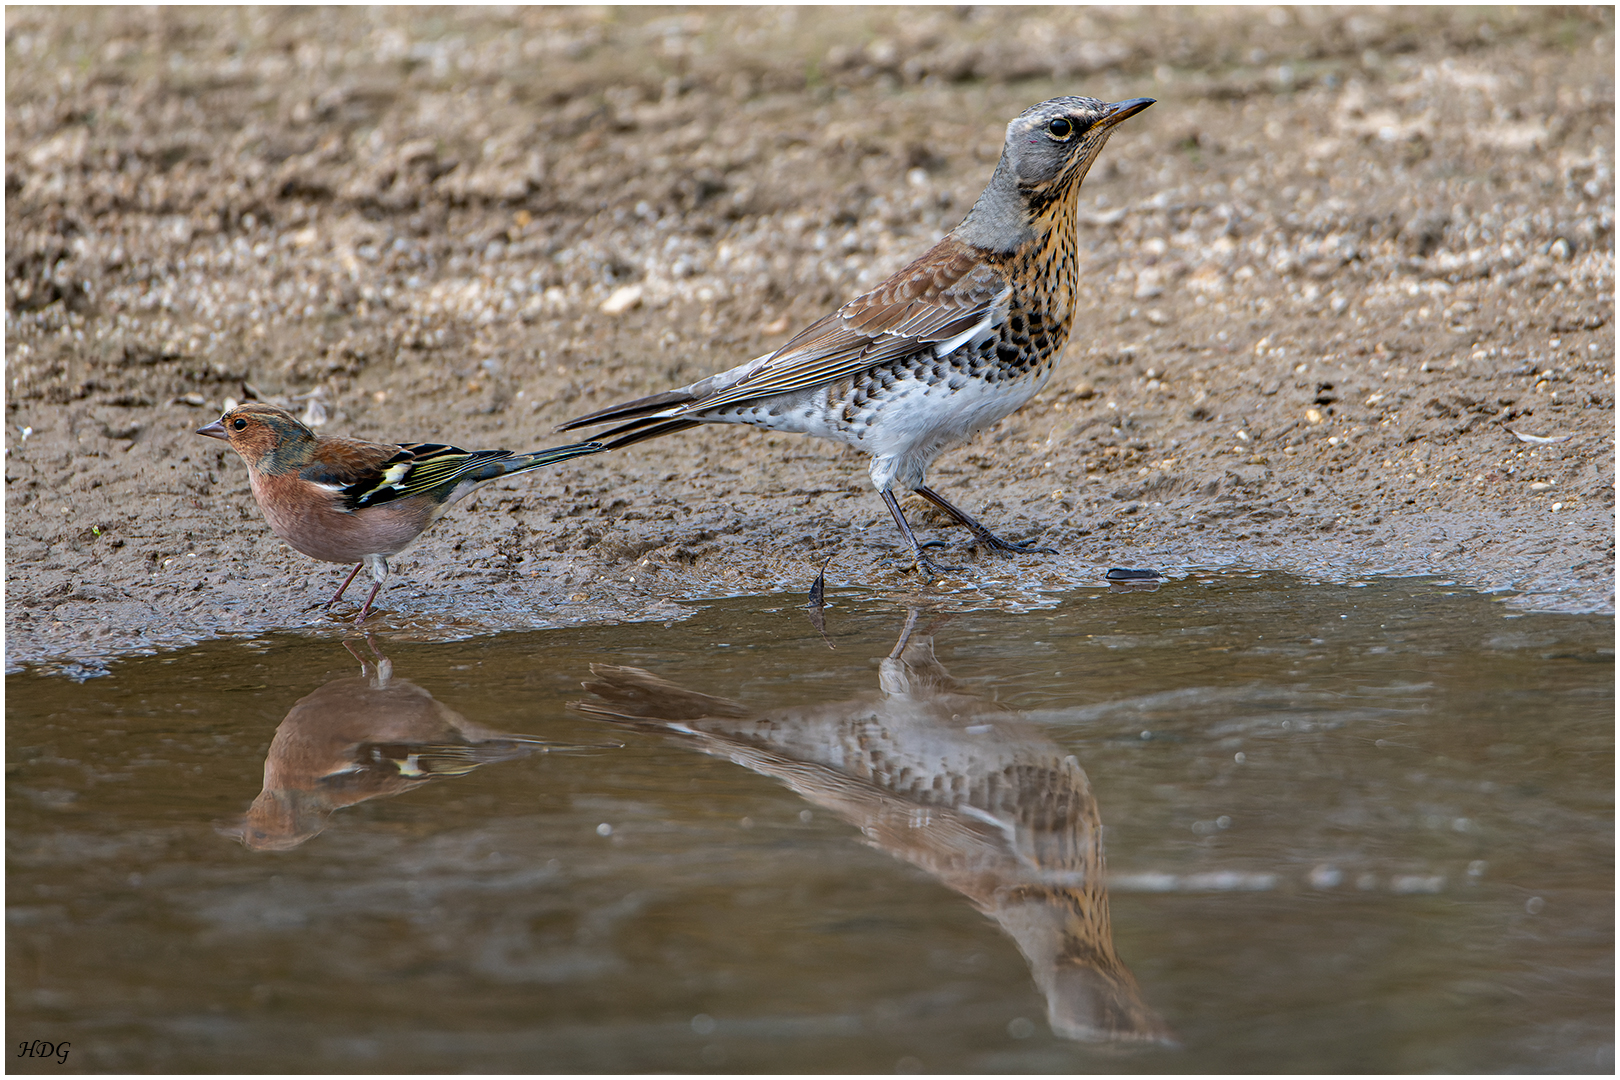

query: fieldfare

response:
[571,610,1176,1044]
[561,95,1154,574]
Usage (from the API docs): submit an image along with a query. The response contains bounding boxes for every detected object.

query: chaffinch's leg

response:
[326,562,365,609]
[341,637,369,669]
[356,581,384,624]
[354,555,390,624]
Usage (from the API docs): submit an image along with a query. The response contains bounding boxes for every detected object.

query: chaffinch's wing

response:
[276,437,603,511]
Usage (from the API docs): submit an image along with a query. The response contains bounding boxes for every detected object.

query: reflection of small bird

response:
[561,96,1153,575]
[198,402,602,621]
[571,612,1175,1045]
[225,641,602,851]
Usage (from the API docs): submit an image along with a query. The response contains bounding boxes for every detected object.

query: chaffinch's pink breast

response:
[250,470,436,564]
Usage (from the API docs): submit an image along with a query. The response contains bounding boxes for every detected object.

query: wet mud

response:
[5,7,1614,671]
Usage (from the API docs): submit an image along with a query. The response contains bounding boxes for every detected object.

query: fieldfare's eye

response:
[232,418,248,431]
[1048,117,1074,140]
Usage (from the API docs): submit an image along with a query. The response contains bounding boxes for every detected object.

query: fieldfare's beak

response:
[197,419,229,440]
[1099,97,1155,130]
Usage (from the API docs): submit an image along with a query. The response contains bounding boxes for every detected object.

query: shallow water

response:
[7,572,1613,1073]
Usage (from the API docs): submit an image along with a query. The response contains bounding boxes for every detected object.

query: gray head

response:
[957,96,1154,252]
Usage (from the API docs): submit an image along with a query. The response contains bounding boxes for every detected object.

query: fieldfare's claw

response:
[909,485,1055,561]
[974,534,1057,556]
[913,553,963,578]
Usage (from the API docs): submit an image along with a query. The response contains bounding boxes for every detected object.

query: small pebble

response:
[600,284,643,315]
[1308,864,1343,889]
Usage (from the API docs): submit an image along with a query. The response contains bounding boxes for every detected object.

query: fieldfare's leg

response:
[888,607,922,659]
[913,484,1056,555]
[881,489,960,578]
[326,562,366,609]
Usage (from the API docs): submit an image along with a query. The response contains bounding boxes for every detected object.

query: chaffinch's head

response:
[198,402,317,473]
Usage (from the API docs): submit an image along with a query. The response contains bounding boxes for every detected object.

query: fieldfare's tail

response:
[557,389,698,432]
[558,348,778,448]
[573,663,754,723]
[593,417,705,450]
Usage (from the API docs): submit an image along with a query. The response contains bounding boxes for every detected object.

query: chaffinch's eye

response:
[1047,117,1074,140]
[232,418,247,431]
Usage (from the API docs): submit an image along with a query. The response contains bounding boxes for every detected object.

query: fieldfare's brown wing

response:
[685,236,1011,411]
[560,237,1011,439]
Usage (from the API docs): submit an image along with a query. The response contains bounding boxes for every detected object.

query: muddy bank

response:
[5,7,1614,673]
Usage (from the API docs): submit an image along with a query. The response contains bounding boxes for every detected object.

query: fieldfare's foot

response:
[912,552,963,578]
[877,550,962,577]
[968,530,1057,556]
[911,484,1055,557]
[880,489,961,579]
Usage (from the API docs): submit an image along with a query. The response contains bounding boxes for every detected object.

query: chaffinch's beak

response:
[197,419,229,440]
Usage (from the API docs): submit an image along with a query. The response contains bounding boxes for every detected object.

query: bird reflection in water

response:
[226,638,607,851]
[571,611,1175,1046]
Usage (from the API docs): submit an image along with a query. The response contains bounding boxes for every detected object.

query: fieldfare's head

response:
[958,96,1154,251]
[1001,96,1155,197]
[197,401,316,469]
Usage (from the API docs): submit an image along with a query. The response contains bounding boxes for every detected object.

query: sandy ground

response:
[5,7,1614,674]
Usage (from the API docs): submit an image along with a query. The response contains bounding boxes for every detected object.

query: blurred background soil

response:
[5,6,1614,670]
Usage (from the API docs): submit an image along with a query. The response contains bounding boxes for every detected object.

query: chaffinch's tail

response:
[345,440,605,511]
[444,440,606,488]
[487,440,606,479]
[359,734,621,778]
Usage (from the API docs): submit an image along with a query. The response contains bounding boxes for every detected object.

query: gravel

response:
[5,7,1613,673]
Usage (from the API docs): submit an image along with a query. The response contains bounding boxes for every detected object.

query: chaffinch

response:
[226,638,616,850]
[197,402,603,621]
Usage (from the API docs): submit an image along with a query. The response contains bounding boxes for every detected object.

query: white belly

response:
[858,368,1048,490]
[692,350,1056,493]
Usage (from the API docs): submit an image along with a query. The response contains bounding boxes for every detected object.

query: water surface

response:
[7,572,1613,1072]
